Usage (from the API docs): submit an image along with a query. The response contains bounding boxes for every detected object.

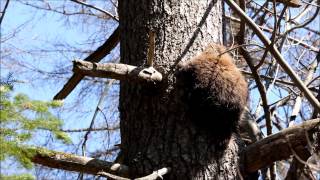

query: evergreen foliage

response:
[0,81,71,179]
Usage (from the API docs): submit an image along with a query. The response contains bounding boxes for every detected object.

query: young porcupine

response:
[177,44,248,139]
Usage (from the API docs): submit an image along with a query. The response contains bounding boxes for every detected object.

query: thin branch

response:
[272,0,301,7]
[241,70,295,87]
[81,80,114,157]
[235,1,274,177]
[290,57,319,122]
[135,168,171,180]
[54,27,120,100]
[249,1,320,35]
[284,146,312,180]
[73,60,163,83]
[286,136,320,171]
[312,85,320,118]
[282,3,319,37]
[91,146,120,158]
[236,0,272,136]
[224,15,319,53]
[61,125,119,132]
[0,0,10,25]
[97,171,130,180]
[98,167,171,180]
[225,0,320,111]
[302,0,320,7]
[70,0,118,21]
[19,1,102,18]
[30,117,319,179]
[218,43,266,56]
[147,31,156,67]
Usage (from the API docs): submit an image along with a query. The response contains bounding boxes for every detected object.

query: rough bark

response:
[225,0,320,110]
[118,0,242,179]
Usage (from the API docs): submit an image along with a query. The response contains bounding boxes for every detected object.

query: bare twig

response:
[235,1,273,177]
[282,4,319,37]
[290,57,319,122]
[218,43,266,56]
[226,0,320,111]
[97,171,130,180]
[70,0,118,21]
[224,15,319,52]
[98,167,171,180]
[91,146,120,158]
[81,80,114,157]
[286,136,320,171]
[0,0,10,25]
[18,1,102,18]
[241,70,295,87]
[301,0,320,7]
[249,1,320,35]
[271,0,301,7]
[61,125,119,132]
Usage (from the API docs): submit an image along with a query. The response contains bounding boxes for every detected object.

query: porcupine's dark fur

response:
[177,44,248,140]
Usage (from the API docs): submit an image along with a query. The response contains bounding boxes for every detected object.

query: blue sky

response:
[1,1,120,177]
[1,0,319,178]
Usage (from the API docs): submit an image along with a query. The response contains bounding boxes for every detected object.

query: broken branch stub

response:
[73,60,162,83]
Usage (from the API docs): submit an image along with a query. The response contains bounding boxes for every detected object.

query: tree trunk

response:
[119,0,242,179]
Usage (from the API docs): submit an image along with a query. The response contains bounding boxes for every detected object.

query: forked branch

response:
[225,0,320,111]
[28,119,319,178]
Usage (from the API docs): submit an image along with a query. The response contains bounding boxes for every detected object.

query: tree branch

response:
[29,117,319,179]
[53,27,120,100]
[290,58,319,122]
[241,70,295,87]
[135,168,171,180]
[70,0,118,21]
[29,148,129,177]
[225,14,319,53]
[225,0,320,111]
[29,148,171,179]
[240,118,320,176]
[271,0,301,7]
[73,60,162,83]
[61,125,119,132]
[0,0,10,24]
